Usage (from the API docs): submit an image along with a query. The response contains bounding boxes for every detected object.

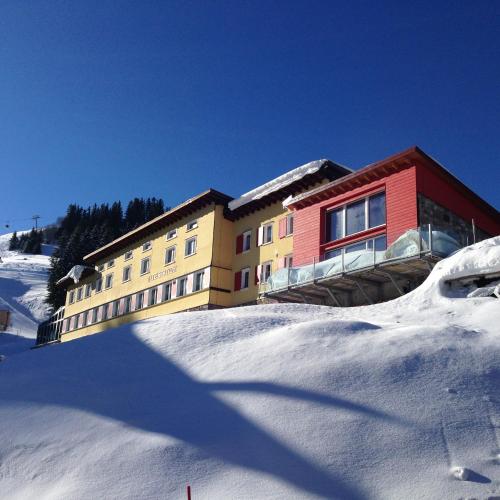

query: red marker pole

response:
[187,485,192,500]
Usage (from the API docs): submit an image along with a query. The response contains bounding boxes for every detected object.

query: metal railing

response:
[36,307,65,345]
[260,224,463,295]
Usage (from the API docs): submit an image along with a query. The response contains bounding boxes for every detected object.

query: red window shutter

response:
[279,218,287,238]
[234,271,242,291]
[236,234,243,254]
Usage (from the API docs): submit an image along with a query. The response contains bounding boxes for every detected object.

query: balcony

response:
[259,225,464,306]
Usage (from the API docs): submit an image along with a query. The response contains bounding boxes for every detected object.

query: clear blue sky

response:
[1,0,499,233]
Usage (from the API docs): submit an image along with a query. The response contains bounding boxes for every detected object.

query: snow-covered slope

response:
[1,237,500,499]
[0,232,51,338]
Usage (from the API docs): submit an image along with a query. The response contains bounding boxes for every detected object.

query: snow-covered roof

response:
[56,265,96,286]
[228,159,351,211]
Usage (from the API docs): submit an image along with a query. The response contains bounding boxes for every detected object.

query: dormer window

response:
[186,220,198,231]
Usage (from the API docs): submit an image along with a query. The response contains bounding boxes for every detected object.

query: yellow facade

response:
[55,165,346,343]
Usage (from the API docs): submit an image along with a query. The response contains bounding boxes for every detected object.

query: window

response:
[85,284,92,298]
[162,282,172,301]
[165,246,176,264]
[325,248,342,260]
[97,264,105,272]
[284,254,293,268]
[345,241,366,254]
[91,308,98,323]
[95,278,103,293]
[346,199,365,236]
[142,241,152,252]
[122,265,132,282]
[124,250,133,261]
[193,271,204,292]
[241,268,250,289]
[82,311,88,326]
[102,304,109,321]
[326,192,386,242]
[185,236,197,257]
[260,261,272,283]
[369,192,386,228]
[243,230,251,252]
[124,296,132,314]
[112,301,119,317]
[166,229,177,240]
[286,214,294,235]
[107,259,115,268]
[324,235,387,260]
[105,274,113,289]
[136,292,144,309]
[69,291,75,304]
[186,220,198,231]
[140,257,151,275]
[76,287,83,301]
[148,288,157,306]
[177,277,188,297]
[263,223,273,244]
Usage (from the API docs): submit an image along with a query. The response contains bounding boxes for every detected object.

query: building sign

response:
[148,267,177,283]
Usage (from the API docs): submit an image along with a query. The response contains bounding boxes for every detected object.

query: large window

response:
[69,291,75,304]
[325,235,387,260]
[122,265,131,282]
[194,271,204,292]
[140,257,151,275]
[243,230,252,252]
[136,292,144,309]
[124,296,132,314]
[241,268,250,289]
[177,277,188,297]
[260,261,272,283]
[112,301,119,317]
[85,284,92,298]
[105,273,113,289]
[95,278,103,293]
[326,192,386,242]
[148,288,157,306]
[163,282,172,301]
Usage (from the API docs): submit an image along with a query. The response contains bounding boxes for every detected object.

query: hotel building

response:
[37,147,500,345]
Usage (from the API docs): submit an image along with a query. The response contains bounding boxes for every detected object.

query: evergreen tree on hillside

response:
[46,196,166,311]
[8,231,19,250]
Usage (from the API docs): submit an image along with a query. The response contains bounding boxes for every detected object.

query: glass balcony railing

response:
[261,224,463,294]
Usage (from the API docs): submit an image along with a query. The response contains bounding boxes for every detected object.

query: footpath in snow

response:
[0,237,499,499]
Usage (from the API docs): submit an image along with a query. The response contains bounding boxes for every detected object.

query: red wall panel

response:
[293,166,418,266]
[415,163,500,236]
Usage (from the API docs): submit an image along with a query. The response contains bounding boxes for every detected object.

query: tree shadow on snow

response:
[0,327,410,499]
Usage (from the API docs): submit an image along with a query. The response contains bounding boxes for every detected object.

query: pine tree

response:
[8,231,19,250]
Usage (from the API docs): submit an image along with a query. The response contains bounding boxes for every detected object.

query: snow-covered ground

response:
[0,232,52,338]
[0,237,499,499]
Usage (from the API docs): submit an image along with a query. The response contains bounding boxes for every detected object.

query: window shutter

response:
[279,218,287,238]
[186,273,194,294]
[255,265,262,285]
[203,267,211,289]
[277,257,285,269]
[234,271,242,291]
[257,227,264,246]
[171,280,177,297]
[236,234,243,254]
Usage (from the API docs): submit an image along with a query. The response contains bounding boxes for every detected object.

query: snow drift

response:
[0,237,500,499]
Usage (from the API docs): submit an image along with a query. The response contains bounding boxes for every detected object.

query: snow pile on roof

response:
[0,232,51,338]
[1,237,500,498]
[57,265,92,285]
[228,159,329,211]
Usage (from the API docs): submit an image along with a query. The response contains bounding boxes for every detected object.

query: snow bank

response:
[228,160,328,210]
[1,237,500,499]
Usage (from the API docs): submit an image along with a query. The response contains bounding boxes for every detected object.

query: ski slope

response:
[0,237,499,499]
[0,232,52,338]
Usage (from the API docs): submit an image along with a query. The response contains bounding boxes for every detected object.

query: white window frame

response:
[85,284,92,298]
[162,282,172,301]
[193,270,204,292]
[95,278,103,293]
[122,265,132,282]
[142,241,152,252]
[69,290,75,304]
[105,273,113,289]
[76,287,83,301]
[124,250,133,261]
[327,191,386,242]
[177,277,188,297]
[107,259,115,268]
[112,300,119,317]
[82,311,88,326]
[165,245,176,265]
[140,257,151,275]
[259,222,273,245]
[186,219,198,231]
[242,230,252,252]
[185,236,197,257]
[260,261,272,283]
[241,267,250,290]
[91,308,98,324]
[284,254,293,268]
[148,287,157,306]
[166,229,177,241]
[136,292,144,309]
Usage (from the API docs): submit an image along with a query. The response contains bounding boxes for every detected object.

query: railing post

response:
[428,224,432,255]
[287,265,291,288]
[373,240,376,266]
[313,256,316,281]
[341,249,345,273]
